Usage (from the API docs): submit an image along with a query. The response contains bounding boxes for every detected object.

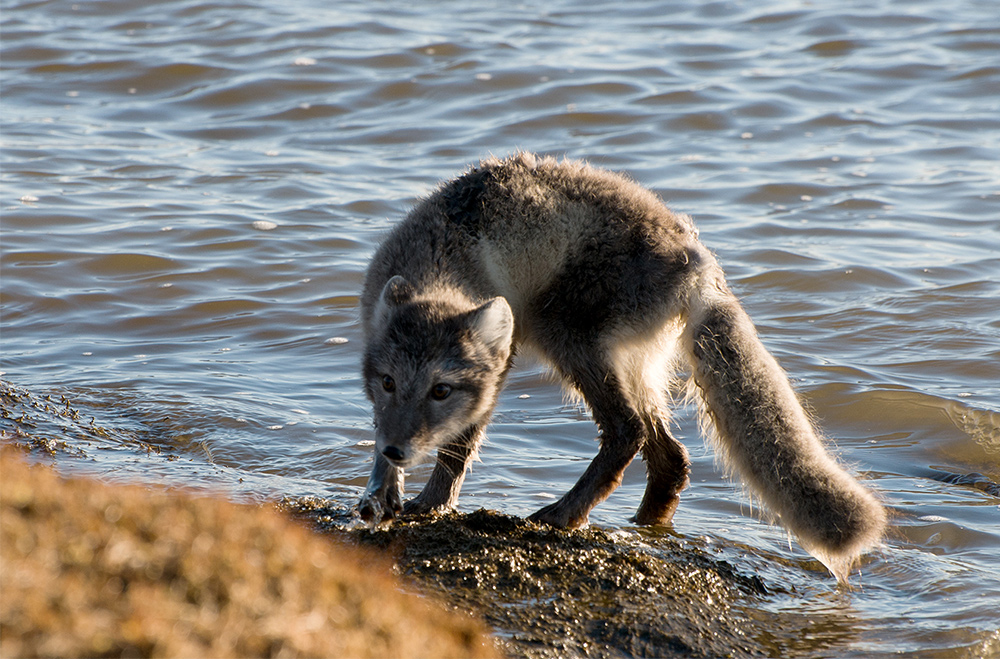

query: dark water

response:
[2,0,999,656]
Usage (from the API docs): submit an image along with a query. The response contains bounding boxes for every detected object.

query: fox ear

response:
[470,297,514,356]
[374,275,414,322]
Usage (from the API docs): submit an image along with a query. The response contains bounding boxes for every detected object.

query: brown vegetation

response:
[0,449,497,658]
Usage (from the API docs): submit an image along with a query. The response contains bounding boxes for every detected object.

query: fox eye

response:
[430,383,452,400]
[381,375,395,392]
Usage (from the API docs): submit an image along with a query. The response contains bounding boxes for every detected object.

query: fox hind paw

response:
[528,501,589,529]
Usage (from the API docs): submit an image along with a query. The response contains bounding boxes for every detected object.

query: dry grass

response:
[0,449,497,658]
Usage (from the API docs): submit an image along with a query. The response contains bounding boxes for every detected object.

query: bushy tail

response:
[684,276,886,582]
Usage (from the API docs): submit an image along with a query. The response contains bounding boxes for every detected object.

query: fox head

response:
[362,276,514,468]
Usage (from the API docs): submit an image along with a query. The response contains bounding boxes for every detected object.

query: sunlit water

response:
[2,0,999,656]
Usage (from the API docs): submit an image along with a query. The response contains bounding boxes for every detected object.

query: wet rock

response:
[926,468,1000,497]
[281,500,786,658]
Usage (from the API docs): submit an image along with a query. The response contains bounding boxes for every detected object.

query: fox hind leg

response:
[609,327,691,526]
[529,349,649,528]
[634,416,690,525]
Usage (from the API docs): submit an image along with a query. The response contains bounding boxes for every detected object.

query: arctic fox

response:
[357,153,886,581]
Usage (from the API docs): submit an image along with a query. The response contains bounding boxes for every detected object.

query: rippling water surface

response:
[2,0,999,656]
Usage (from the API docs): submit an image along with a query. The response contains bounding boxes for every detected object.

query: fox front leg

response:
[403,425,483,516]
[357,451,404,523]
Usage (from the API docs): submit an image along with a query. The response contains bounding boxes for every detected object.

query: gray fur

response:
[357,153,886,581]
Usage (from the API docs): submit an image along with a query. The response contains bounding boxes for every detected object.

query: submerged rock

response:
[0,379,160,458]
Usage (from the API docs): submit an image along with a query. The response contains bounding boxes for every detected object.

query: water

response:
[2,0,999,655]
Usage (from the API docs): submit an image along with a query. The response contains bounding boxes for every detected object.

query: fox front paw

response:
[357,488,403,524]
[528,500,590,529]
[401,494,453,518]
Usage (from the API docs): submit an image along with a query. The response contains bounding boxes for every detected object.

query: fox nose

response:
[382,445,405,462]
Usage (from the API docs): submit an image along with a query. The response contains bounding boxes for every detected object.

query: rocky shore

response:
[0,449,496,658]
